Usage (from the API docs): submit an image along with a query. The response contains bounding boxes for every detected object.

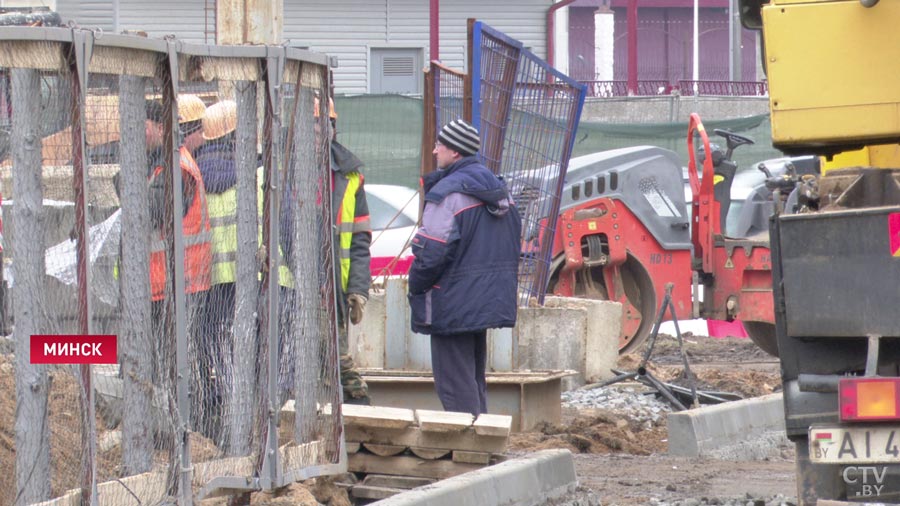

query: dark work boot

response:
[343,392,371,406]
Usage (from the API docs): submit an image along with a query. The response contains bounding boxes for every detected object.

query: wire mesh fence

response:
[421,62,466,177]
[0,27,343,506]
[1,35,92,506]
[472,24,520,174]
[472,21,587,306]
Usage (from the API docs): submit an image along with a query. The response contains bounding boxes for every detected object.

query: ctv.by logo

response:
[843,466,886,498]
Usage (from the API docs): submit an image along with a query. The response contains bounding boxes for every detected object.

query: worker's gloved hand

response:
[256,245,268,272]
[347,293,367,325]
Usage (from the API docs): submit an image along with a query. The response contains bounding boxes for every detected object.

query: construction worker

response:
[409,119,521,417]
[193,99,238,443]
[322,96,372,405]
[273,95,371,405]
[145,99,212,382]
[178,94,207,158]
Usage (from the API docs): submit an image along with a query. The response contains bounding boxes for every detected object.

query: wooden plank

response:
[363,474,435,489]
[345,425,508,454]
[409,447,450,460]
[193,455,255,488]
[473,414,512,438]
[346,442,361,454]
[452,450,492,465]
[348,453,483,480]
[99,471,167,505]
[415,409,473,432]
[279,441,322,469]
[361,369,577,383]
[36,471,168,506]
[351,485,405,500]
[363,443,407,457]
[343,404,416,430]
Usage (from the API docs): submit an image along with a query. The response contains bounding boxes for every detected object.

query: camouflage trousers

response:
[339,325,368,400]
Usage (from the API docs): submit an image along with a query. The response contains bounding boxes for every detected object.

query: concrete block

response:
[542,296,620,383]
[372,449,577,506]
[487,327,514,371]
[667,392,789,460]
[350,282,621,388]
[515,306,584,389]
[349,287,386,369]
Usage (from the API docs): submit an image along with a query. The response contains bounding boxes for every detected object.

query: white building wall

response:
[117,0,208,43]
[553,3,567,75]
[55,0,551,94]
[56,0,115,33]
[594,9,614,81]
[59,0,209,44]
[285,0,549,94]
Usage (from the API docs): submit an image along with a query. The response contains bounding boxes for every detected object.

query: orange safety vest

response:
[149,147,212,301]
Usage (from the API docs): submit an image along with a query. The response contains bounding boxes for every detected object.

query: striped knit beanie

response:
[438,119,481,157]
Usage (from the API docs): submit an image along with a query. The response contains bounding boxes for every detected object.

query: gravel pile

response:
[648,494,796,506]
[561,383,673,426]
[542,488,796,506]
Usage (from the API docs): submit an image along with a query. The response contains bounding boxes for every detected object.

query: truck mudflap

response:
[778,206,900,338]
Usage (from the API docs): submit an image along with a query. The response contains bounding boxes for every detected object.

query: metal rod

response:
[69,29,98,506]
[164,40,193,506]
[580,371,638,391]
[865,334,881,377]
[641,370,687,411]
[665,290,699,409]
[798,374,841,393]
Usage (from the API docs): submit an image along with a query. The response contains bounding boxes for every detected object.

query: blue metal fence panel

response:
[474,22,587,306]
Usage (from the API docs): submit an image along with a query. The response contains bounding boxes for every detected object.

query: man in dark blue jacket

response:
[408,119,521,417]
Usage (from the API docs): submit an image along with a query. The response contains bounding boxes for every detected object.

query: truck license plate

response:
[810,426,900,464]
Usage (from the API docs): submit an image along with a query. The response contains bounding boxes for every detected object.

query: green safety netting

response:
[334,94,785,188]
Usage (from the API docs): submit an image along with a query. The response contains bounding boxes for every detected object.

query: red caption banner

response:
[30,335,118,364]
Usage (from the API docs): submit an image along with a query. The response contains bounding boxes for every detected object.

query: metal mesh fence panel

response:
[86,44,181,505]
[499,49,586,306]
[422,62,467,178]
[0,28,342,505]
[174,53,266,495]
[277,60,343,483]
[472,24,520,174]
[0,38,92,506]
[434,65,466,136]
[471,21,587,306]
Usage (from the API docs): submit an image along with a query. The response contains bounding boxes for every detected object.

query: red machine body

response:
[549,113,777,355]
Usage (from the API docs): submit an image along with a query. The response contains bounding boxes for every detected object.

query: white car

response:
[366,184,419,277]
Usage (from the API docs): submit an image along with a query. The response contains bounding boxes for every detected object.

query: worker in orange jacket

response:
[144,99,212,382]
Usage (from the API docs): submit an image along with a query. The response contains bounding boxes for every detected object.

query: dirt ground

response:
[508,333,798,505]
[0,334,796,506]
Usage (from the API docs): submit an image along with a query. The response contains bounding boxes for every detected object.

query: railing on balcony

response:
[677,80,768,97]
[581,79,768,98]
[582,80,669,97]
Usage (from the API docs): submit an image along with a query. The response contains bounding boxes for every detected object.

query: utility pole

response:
[730,0,743,82]
[216,0,283,44]
[692,0,699,94]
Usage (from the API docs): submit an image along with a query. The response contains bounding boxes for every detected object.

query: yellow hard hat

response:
[313,96,338,120]
[178,94,206,124]
[202,100,237,140]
